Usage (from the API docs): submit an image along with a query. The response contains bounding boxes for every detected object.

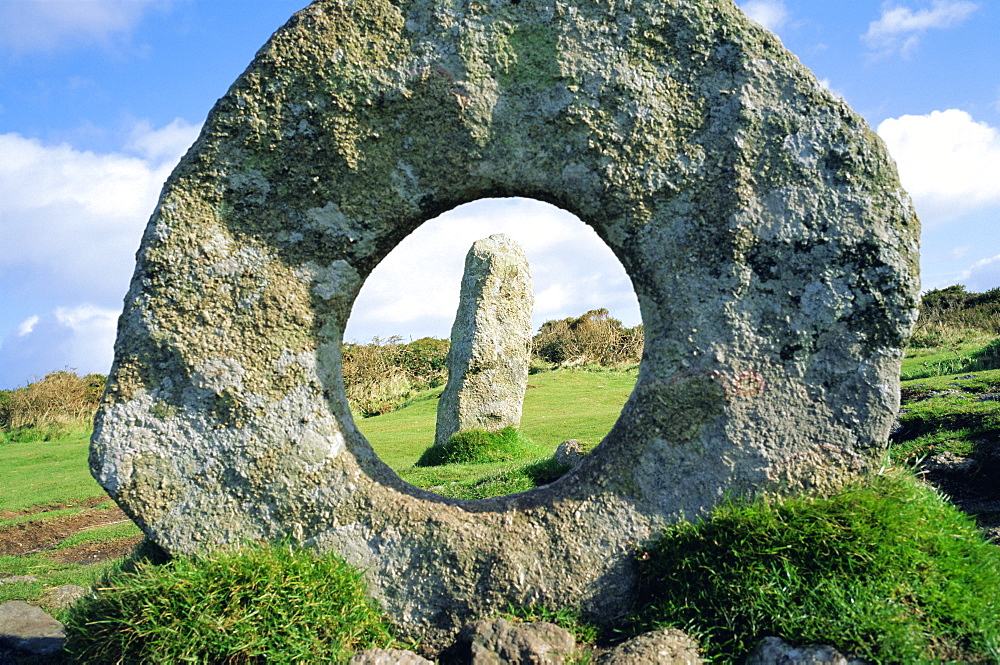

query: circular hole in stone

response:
[343,197,641,498]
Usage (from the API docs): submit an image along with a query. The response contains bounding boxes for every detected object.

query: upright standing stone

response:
[435,234,534,447]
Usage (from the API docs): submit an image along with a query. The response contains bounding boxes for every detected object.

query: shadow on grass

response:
[970,338,1000,372]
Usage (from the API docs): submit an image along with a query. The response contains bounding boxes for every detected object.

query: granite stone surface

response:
[91,0,920,646]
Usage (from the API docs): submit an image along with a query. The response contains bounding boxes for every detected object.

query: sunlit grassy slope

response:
[355,366,638,492]
[0,425,105,512]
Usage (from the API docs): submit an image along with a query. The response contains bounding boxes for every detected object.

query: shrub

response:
[970,338,1000,371]
[416,427,534,467]
[533,309,643,366]
[631,471,1000,663]
[63,541,395,664]
[0,370,105,431]
[342,336,449,417]
[912,285,1000,343]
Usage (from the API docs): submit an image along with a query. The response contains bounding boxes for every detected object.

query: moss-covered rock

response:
[91,0,920,648]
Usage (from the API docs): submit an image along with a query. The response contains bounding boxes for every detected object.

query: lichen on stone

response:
[91,0,920,647]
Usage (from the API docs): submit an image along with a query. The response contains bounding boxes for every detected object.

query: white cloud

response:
[55,304,120,368]
[126,118,200,165]
[739,0,790,32]
[0,120,200,295]
[0,120,198,388]
[17,316,40,337]
[0,0,163,53]
[877,109,1000,223]
[864,1,979,57]
[957,255,1000,292]
[0,305,119,387]
[344,198,641,343]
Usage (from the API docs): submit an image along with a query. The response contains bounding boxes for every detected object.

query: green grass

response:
[631,470,1000,663]
[62,541,396,664]
[0,424,143,617]
[416,427,535,466]
[901,331,1000,380]
[54,520,142,551]
[357,366,636,496]
[1,503,110,530]
[0,552,128,620]
[6,350,1000,660]
[428,458,571,500]
[0,424,106,512]
[892,368,1000,464]
[0,500,143,619]
[357,366,636,467]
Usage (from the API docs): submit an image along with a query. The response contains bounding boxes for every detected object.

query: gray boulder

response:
[599,628,703,664]
[90,0,920,647]
[435,234,534,447]
[0,577,38,586]
[45,585,88,610]
[745,637,869,665]
[0,601,65,658]
[457,618,576,664]
[553,440,587,468]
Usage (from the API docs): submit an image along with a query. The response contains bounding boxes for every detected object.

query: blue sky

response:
[1,0,998,389]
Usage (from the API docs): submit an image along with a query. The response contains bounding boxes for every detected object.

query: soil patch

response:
[0,496,112,521]
[0,505,133,557]
[46,535,144,565]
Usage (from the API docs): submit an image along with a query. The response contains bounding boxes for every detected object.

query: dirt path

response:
[0,500,142,565]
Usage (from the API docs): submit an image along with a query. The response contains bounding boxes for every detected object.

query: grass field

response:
[358,366,636,493]
[0,367,638,618]
[0,425,107,512]
[0,425,143,618]
[3,334,1000,661]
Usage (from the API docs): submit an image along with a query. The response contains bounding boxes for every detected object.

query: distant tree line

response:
[10,288,1000,430]
[343,309,643,417]
[1,309,646,428]
[911,285,1000,348]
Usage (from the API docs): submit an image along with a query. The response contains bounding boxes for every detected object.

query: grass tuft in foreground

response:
[632,470,1000,663]
[62,541,395,664]
[416,426,535,467]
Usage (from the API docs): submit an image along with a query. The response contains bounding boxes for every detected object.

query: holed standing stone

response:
[90,0,920,647]
[435,234,533,447]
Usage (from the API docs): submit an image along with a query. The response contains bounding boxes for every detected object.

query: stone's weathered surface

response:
[599,628,703,664]
[90,0,920,647]
[0,601,65,657]
[349,648,434,665]
[435,234,534,447]
[456,619,576,665]
[553,440,586,468]
[745,637,869,665]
